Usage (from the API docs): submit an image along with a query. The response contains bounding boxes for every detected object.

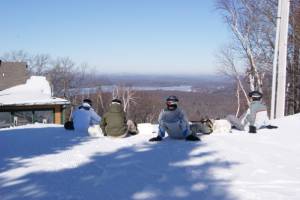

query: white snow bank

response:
[0,76,69,106]
[3,76,51,95]
[0,115,300,200]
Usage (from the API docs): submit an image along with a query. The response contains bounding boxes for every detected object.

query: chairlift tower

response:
[271,0,290,119]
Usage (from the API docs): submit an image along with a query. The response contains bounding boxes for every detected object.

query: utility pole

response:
[271,0,290,119]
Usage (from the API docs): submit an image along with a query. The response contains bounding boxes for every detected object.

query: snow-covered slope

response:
[0,114,300,200]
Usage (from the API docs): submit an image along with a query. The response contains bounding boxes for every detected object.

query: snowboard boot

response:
[185,134,201,141]
[265,125,278,129]
[249,125,257,134]
[149,136,163,142]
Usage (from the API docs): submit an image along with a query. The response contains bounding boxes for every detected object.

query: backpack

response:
[190,118,213,135]
[64,120,74,130]
[200,118,214,134]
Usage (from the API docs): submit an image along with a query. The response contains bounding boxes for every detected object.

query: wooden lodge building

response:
[0,61,70,128]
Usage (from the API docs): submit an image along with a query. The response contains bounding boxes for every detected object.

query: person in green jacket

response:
[100,98,138,137]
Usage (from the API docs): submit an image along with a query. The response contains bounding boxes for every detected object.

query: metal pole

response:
[271,0,290,119]
[271,0,282,119]
[276,0,290,118]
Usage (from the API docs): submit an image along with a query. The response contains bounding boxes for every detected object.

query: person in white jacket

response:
[71,99,102,137]
[226,91,277,133]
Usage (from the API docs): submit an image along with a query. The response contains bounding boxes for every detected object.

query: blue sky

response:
[0,0,230,75]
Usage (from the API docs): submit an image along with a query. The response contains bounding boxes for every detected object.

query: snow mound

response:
[0,114,300,200]
[3,76,51,95]
[0,76,69,106]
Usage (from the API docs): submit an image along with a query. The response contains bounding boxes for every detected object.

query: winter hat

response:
[248,91,263,100]
[83,99,92,106]
[112,98,122,104]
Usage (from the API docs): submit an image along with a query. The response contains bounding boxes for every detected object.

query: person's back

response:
[159,107,189,139]
[73,106,93,132]
[72,99,101,135]
[159,107,186,123]
[101,99,128,137]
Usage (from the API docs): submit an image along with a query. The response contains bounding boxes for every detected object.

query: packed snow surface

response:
[1,114,300,200]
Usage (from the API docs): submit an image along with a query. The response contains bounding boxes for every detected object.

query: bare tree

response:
[216,0,300,115]
[112,86,137,113]
[0,50,30,62]
[215,0,275,92]
[216,45,250,116]
[286,0,300,114]
[235,82,241,116]
[0,50,34,74]
[0,50,52,76]
[46,57,76,97]
[31,54,51,75]
[89,87,106,115]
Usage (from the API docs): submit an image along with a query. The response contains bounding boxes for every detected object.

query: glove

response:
[249,125,257,133]
[265,125,278,129]
[185,134,201,141]
[149,136,163,142]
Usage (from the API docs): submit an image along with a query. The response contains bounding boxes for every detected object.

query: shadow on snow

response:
[0,127,239,200]
[0,127,89,172]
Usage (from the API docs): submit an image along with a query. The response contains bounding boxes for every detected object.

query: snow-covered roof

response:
[0,76,70,106]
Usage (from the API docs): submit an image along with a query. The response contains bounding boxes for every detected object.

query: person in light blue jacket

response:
[72,99,102,136]
[149,96,200,141]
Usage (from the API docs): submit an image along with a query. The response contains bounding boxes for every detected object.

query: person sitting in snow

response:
[226,91,278,133]
[100,98,138,137]
[71,99,102,136]
[149,95,200,141]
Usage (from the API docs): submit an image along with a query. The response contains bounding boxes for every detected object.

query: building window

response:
[1,109,55,128]
[0,112,11,128]
[13,111,33,126]
[34,110,54,123]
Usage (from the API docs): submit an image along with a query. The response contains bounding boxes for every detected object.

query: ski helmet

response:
[166,95,179,103]
[166,95,179,110]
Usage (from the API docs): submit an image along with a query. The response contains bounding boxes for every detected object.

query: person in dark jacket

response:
[149,96,200,141]
[100,98,138,137]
